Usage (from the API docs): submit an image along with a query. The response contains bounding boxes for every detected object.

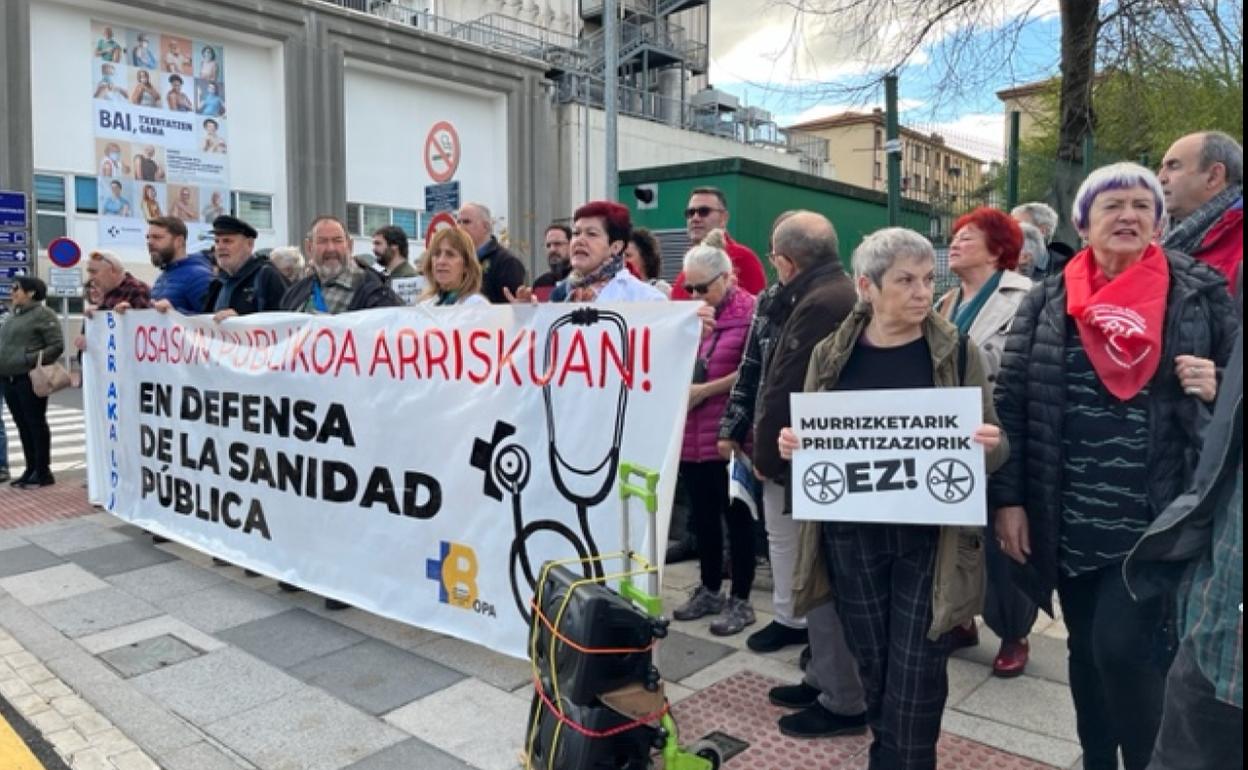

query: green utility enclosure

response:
[620,158,932,282]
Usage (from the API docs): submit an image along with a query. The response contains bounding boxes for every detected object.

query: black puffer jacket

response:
[990,249,1237,612]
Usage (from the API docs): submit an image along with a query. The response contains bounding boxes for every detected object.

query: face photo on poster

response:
[131,144,168,182]
[161,34,193,76]
[167,184,199,222]
[129,68,164,108]
[93,61,130,102]
[200,117,228,154]
[200,188,229,223]
[196,43,223,82]
[196,79,226,118]
[165,73,194,112]
[129,30,159,70]
[139,183,167,220]
[100,179,134,218]
[92,21,124,63]
[95,138,132,178]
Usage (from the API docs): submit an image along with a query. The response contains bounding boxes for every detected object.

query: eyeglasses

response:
[685,206,724,219]
[683,272,724,295]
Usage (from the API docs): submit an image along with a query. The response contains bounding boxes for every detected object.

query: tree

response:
[767,0,1243,237]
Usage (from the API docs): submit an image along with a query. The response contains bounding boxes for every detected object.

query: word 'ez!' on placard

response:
[790,388,986,526]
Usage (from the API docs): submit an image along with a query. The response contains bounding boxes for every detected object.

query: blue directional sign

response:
[0,248,30,264]
[0,191,28,229]
[424,181,461,214]
[0,230,27,246]
[0,265,28,279]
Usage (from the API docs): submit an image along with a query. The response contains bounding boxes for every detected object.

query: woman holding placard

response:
[992,162,1235,770]
[934,206,1036,677]
[778,227,1007,770]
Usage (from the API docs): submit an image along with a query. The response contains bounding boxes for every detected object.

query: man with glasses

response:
[532,223,572,300]
[750,211,866,739]
[670,187,766,299]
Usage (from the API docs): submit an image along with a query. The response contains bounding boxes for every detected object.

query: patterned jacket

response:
[990,250,1237,611]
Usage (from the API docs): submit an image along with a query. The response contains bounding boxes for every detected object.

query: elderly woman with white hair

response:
[993,162,1237,770]
[672,229,758,636]
[267,246,306,283]
[1015,221,1047,278]
[779,227,1007,770]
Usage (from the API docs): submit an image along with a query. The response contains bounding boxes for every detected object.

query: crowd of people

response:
[0,128,1241,770]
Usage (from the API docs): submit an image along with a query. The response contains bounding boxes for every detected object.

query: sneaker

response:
[799,644,812,672]
[672,586,725,621]
[778,703,868,739]
[746,620,808,652]
[992,638,1030,678]
[709,597,756,636]
[768,681,820,709]
[949,619,979,650]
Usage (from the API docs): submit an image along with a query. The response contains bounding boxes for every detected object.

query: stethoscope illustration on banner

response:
[470,308,631,622]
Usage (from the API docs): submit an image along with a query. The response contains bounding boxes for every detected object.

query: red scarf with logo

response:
[1064,243,1169,400]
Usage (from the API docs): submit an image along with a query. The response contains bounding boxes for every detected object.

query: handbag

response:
[29,349,72,398]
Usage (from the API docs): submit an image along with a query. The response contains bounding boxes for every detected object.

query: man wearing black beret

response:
[204,214,289,319]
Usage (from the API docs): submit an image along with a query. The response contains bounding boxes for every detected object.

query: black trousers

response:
[823,523,950,770]
[2,374,51,481]
[1058,566,1168,770]
[982,525,1039,640]
[1147,639,1243,770]
[679,460,755,600]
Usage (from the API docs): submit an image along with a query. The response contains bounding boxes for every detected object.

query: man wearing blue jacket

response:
[147,216,213,313]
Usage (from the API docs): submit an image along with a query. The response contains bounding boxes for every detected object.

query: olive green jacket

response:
[791,304,1009,640]
[0,302,64,377]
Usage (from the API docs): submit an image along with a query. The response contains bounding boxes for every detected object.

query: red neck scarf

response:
[1064,243,1170,400]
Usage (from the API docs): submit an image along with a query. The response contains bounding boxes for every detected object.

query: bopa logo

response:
[425,541,496,618]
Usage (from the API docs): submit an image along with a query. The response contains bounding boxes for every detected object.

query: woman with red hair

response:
[935,206,1036,677]
[548,201,666,302]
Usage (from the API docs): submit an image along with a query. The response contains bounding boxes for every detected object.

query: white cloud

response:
[915,113,1007,161]
[779,98,926,127]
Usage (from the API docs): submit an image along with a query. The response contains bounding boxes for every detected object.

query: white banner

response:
[91,20,230,247]
[83,304,700,658]
[790,388,986,526]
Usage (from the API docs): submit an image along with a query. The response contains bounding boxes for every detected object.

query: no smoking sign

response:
[424,121,461,183]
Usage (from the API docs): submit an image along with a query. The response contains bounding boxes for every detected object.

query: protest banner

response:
[82,304,700,658]
[790,388,986,526]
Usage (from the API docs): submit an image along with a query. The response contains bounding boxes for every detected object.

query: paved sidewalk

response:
[1,486,1084,769]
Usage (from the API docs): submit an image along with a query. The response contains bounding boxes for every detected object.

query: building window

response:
[362,205,390,235]
[34,174,67,251]
[347,202,426,241]
[874,161,882,180]
[874,129,882,148]
[74,176,99,214]
[233,192,273,230]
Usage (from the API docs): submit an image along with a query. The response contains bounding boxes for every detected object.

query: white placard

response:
[790,388,986,525]
[82,303,700,658]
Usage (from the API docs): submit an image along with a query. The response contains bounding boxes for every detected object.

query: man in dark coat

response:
[204,215,288,317]
[748,211,866,739]
[281,216,401,314]
[1125,279,1242,770]
[456,202,526,303]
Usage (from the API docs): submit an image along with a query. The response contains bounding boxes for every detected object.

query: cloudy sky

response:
[706,0,1064,159]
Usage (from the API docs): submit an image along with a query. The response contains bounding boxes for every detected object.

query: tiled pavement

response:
[1,488,1084,769]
